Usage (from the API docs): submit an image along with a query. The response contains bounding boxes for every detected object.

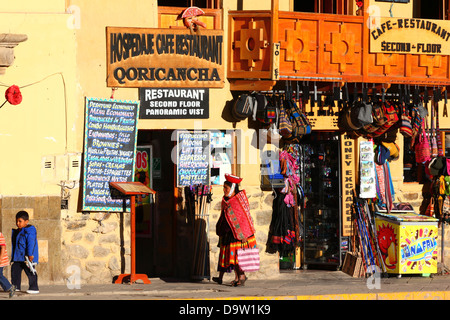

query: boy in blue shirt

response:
[11,211,39,294]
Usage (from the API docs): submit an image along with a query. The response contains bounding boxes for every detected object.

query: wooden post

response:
[362,0,369,82]
[111,182,155,285]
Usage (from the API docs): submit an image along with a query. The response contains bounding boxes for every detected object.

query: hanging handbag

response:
[400,102,412,137]
[288,98,311,137]
[278,103,293,140]
[237,247,260,272]
[415,120,431,163]
[436,100,444,157]
[370,101,399,137]
[430,101,438,157]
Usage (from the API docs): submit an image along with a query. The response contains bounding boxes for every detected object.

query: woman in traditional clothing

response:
[213,174,257,286]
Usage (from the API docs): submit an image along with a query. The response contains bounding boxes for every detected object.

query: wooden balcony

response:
[228,8,450,91]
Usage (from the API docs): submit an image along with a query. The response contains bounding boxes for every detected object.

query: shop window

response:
[294,0,349,15]
[376,0,409,3]
[413,0,443,19]
[158,0,221,9]
[210,130,234,185]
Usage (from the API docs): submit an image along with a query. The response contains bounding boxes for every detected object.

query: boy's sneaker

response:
[26,290,39,294]
[8,285,16,298]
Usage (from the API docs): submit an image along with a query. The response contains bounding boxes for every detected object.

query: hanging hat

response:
[382,142,400,160]
[225,173,242,184]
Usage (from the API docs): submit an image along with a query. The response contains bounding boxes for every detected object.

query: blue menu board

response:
[82,97,140,211]
[177,131,210,187]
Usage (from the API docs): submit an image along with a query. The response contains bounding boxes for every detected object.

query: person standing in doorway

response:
[214,174,257,286]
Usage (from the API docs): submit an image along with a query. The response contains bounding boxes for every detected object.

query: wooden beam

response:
[229,80,277,91]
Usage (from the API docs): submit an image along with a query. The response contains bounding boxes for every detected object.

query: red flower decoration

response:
[5,85,22,105]
[356,0,363,7]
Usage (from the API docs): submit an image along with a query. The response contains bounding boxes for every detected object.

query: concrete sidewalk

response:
[3,270,450,300]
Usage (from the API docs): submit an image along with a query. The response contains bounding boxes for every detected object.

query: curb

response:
[200,291,450,300]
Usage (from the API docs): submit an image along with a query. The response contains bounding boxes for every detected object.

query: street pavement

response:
[3,269,450,301]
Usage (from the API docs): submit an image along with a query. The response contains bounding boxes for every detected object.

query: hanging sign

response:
[106,27,224,88]
[139,88,209,119]
[341,133,355,237]
[177,131,210,187]
[82,97,140,212]
[370,17,450,55]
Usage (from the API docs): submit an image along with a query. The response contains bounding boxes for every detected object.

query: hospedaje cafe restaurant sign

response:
[370,17,450,55]
[106,27,225,88]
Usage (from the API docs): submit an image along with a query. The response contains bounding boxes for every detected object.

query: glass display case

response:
[301,138,343,269]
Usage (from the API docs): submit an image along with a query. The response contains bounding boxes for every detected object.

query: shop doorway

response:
[270,132,344,271]
[135,130,180,278]
[301,132,343,270]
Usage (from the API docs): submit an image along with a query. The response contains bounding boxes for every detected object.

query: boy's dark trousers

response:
[11,262,39,291]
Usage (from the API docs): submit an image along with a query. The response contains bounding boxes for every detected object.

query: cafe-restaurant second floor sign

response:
[106,27,224,88]
[370,17,450,55]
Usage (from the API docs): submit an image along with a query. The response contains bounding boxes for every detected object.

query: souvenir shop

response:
[244,81,445,275]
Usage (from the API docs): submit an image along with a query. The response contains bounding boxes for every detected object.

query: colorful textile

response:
[218,235,257,271]
[375,162,395,212]
[221,190,256,241]
[0,233,9,267]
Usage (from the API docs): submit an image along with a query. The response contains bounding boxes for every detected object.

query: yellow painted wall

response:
[0,3,78,196]
[71,0,269,187]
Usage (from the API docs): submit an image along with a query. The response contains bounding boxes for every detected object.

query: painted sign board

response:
[176,131,210,187]
[139,88,209,119]
[370,17,450,55]
[106,27,224,88]
[341,133,355,237]
[82,97,139,212]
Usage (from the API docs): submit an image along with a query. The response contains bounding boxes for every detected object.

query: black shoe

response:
[212,277,222,285]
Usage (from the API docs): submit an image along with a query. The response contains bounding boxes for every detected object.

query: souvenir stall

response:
[250,80,448,274]
[339,85,445,278]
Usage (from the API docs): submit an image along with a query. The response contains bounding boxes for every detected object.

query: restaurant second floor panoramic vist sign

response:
[106,27,225,88]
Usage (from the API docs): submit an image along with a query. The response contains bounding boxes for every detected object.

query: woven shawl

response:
[222,190,256,241]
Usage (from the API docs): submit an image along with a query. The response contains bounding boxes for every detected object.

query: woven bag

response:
[400,102,412,137]
[278,103,293,140]
[415,121,431,163]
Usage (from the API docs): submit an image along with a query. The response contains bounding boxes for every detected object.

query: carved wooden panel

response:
[228,13,273,79]
[278,18,318,75]
[228,10,450,87]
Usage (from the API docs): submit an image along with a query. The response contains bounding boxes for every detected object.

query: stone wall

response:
[61,211,129,284]
[208,186,279,281]
[0,195,63,285]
